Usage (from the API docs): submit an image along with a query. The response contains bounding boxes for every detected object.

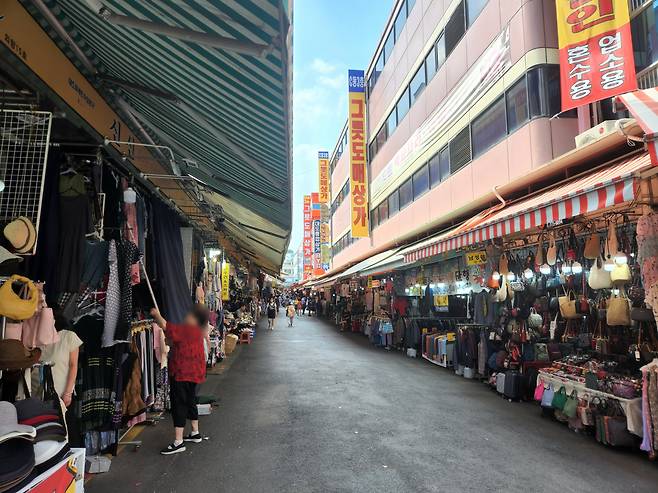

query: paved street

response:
[89,313,658,493]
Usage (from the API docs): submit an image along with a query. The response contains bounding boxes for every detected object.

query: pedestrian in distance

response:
[151,304,209,455]
[286,302,296,327]
[267,300,277,330]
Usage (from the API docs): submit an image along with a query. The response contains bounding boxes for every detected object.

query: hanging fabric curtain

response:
[152,200,191,323]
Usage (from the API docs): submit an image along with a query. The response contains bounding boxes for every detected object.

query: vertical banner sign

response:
[221,262,230,301]
[311,193,325,276]
[318,151,330,204]
[303,195,313,279]
[555,0,637,112]
[348,69,369,238]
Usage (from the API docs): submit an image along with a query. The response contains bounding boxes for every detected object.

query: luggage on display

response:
[504,370,521,400]
[496,372,506,394]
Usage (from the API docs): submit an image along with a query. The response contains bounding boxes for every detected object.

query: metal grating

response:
[0,110,53,254]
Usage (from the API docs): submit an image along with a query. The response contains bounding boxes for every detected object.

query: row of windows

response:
[330,180,350,216]
[369,0,488,161]
[368,0,418,93]
[330,128,349,176]
[332,231,355,257]
[370,65,574,230]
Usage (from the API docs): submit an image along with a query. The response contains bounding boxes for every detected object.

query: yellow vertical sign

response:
[318,151,330,204]
[221,262,230,301]
[348,69,369,238]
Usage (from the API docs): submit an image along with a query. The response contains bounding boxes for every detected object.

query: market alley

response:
[88,312,658,493]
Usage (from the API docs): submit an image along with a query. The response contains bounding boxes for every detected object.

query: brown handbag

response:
[607,292,631,326]
[584,228,600,260]
[559,290,579,319]
[499,252,509,275]
[546,231,557,266]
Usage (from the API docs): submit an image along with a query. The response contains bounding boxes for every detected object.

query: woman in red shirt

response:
[151,304,209,455]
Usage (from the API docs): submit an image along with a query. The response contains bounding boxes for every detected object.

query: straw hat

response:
[3,217,36,254]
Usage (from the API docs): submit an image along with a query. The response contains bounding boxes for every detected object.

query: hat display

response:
[15,399,66,443]
[3,216,36,254]
[34,439,69,466]
[0,245,21,265]
[0,401,36,444]
[0,438,35,490]
[0,340,40,370]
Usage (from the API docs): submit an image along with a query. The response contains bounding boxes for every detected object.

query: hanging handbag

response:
[630,305,653,322]
[535,343,549,361]
[592,320,609,354]
[610,263,631,284]
[495,275,508,303]
[546,231,557,266]
[584,227,601,260]
[628,264,645,306]
[21,285,59,348]
[0,275,39,321]
[535,234,545,268]
[499,252,509,275]
[585,371,599,390]
[551,387,568,411]
[534,380,545,401]
[562,391,578,418]
[588,256,612,290]
[607,292,631,326]
[527,307,542,329]
[607,221,619,257]
[541,384,555,407]
[559,290,579,319]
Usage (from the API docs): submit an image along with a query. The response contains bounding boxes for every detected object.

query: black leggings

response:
[170,379,198,428]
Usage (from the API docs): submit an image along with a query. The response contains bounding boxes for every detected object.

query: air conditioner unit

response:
[575,118,634,148]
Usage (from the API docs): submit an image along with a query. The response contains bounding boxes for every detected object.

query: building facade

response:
[329,0,658,271]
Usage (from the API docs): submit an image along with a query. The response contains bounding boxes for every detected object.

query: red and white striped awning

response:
[402,152,650,264]
[616,88,658,165]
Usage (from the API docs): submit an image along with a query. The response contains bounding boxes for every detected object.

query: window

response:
[506,77,529,132]
[399,177,413,209]
[369,141,378,160]
[436,33,446,67]
[632,5,658,72]
[387,110,398,136]
[378,199,389,224]
[394,1,407,41]
[450,126,471,173]
[396,87,411,122]
[413,164,429,199]
[407,0,416,12]
[369,52,385,92]
[429,152,441,188]
[425,46,437,81]
[439,146,450,181]
[384,31,395,63]
[472,97,506,158]
[445,1,466,57]
[375,126,387,154]
[371,207,379,228]
[466,0,488,27]
[388,190,399,216]
[527,68,543,118]
[410,65,426,104]
[544,65,562,117]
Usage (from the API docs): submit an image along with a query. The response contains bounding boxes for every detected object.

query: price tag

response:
[635,350,641,361]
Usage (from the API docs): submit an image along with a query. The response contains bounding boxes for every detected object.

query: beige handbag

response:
[588,256,612,290]
[610,263,631,284]
[607,292,631,326]
[546,232,557,266]
[583,229,600,260]
[495,275,508,303]
[535,234,545,267]
[499,253,509,275]
[607,221,619,256]
[559,290,579,319]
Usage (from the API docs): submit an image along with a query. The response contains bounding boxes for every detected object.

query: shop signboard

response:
[348,69,369,238]
[221,262,230,301]
[465,251,487,266]
[303,195,312,279]
[434,294,449,312]
[318,151,330,204]
[555,0,637,111]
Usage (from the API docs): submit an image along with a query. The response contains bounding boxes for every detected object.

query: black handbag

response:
[630,305,653,322]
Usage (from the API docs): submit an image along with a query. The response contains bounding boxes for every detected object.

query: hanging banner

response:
[348,69,369,238]
[221,262,230,301]
[555,0,637,112]
[303,195,313,279]
[318,151,330,204]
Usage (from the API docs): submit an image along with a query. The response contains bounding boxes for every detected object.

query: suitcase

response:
[504,370,521,400]
[496,372,506,394]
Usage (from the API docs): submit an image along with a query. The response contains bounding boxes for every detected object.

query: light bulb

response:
[405,288,410,294]
[437,282,446,289]
[562,264,572,274]
[506,272,516,281]
[604,258,616,272]
[523,268,534,279]
[415,283,420,288]
[614,252,628,265]
[572,262,583,274]
[540,263,551,275]
[492,271,501,281]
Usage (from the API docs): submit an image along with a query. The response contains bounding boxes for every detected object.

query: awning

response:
[337,248,402,280]
[402,152,649,263]
[616,88,658,165]
[360,252,405,277]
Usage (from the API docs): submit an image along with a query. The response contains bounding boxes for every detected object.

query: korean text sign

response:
[348,69,369,238]
[221,262,230,301]
[318,151,330,204]
[556,0,637,112]
[303,195,312,279]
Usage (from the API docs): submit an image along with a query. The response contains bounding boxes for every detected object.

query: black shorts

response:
[170,379,198,428]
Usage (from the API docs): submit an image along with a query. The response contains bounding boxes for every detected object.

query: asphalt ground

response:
[88,311,658,493]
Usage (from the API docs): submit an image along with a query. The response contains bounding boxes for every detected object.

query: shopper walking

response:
[267,300,277,330]
[151,304,209,455]
[286,302,296,327]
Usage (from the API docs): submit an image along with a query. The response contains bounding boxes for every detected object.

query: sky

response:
[289,0,394,253]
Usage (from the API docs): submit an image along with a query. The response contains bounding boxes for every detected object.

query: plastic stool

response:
[239,332,252,344]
